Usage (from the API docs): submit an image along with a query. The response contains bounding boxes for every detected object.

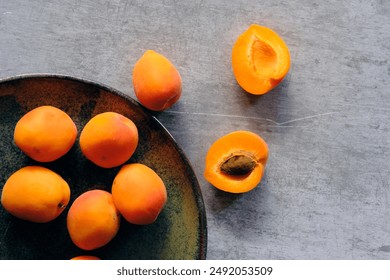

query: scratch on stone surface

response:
[167,110,338,127]
[167,110,277,123]
[274,111,338,126]
[339,103,390,112]
[377,245,390,252]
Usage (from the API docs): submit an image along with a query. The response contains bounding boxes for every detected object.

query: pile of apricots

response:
[1,105,167,258]
[0,23,290,259]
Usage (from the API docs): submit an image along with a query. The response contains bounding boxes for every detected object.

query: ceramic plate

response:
[0,74,207,260]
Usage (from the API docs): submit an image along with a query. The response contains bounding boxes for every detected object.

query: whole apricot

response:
[111,163,167,225]
[1,166,71,223]
[67,189,120,251]
[232,24,290,95]
[79,112,138,168]
[132,50,182,111]
[14,105,77,162]
[70,255,100,260]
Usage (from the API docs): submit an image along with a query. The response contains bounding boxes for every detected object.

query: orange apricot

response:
[232,24,290,95]
[204,130,268,193]
[67,189,120,251]
[111,163,167,225]
[1,166,71,223]
[70,255,100,260]
[132,50,182,111]
[79,112,138,168]
[14,105,77,162]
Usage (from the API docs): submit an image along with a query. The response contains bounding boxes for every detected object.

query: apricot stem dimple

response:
[220,151,257,176]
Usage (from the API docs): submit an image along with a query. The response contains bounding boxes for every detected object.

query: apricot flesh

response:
[111,163,167,225]
[14,105,77,162]
[66,189,120,251]
[79,112,138,168]
[1,166,71,223]
[132,50,182,111]
[232,24,290,95]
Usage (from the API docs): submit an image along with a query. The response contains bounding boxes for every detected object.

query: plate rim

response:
[0,73,208,260]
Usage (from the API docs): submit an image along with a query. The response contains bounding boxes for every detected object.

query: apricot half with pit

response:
[204,130,268,193]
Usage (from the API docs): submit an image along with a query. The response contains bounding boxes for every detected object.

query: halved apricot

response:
[232,24,290,95]
[204,130,268,193]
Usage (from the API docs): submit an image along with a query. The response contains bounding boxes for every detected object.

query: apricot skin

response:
[70,255,100,260]
[132,50,182,111]
[79,112,138,168]
[0,166,71,223]
[111,163,167,225]
[14,105,77,162]
[66,189,120,251]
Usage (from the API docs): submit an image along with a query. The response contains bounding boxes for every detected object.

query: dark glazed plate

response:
[0,74,207,260]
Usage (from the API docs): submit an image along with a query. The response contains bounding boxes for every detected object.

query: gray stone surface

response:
[1,0,390,259]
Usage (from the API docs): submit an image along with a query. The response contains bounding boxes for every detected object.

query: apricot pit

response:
[220,151,257,176]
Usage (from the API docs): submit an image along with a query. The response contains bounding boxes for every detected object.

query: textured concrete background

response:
[1,0,390,259]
